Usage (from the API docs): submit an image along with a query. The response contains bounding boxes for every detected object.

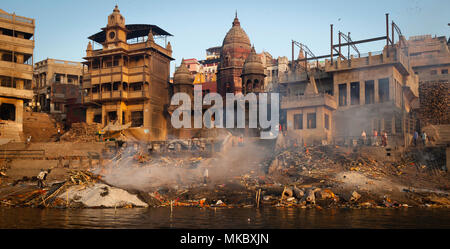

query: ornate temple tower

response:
[241,46,266,94]
[172,59,194,98]
[103,5,128,49]
[217,13,252,95]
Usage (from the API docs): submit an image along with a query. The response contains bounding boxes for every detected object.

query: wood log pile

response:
[419,81,450,125]
[61,122,102,142]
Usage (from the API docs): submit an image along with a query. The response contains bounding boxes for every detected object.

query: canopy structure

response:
[88,24,172,43]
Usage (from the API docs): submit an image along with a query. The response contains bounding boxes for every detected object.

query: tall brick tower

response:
[217,13,252,96]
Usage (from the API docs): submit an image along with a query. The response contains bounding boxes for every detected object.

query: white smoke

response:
[93,137,272,192]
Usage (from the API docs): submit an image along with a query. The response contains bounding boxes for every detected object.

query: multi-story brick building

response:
[0,9,35,142]
[408,35,450,83]
[82,6,173,141]
[33,58,84,124]
[278,32,419,146]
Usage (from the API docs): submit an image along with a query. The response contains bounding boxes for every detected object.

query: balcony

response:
[82,94,92,103]
[0,85,33,99]
[0,61,33,79]
[82,90,149,103]
[281,93,337,110]
[0,34,34,50]
[128,90,149,100]
[92,93,100,101]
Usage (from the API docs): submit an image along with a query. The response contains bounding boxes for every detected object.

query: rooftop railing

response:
[0,12,34,25]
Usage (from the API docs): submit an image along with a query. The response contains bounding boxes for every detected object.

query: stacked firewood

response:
[419,81,450,125]
[61,123,102,142]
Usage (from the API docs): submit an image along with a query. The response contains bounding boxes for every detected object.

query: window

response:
[0,76,12,87]
[442,69,448,74]
[1,52,12,62]
[324,114,329,130]
[253,79,259,90]
[378,78,389,103]
[246,79,252,92]
[102,83,111,92]
[226,83,231,93]
[307,113,316,129]
[131,111,144,127]
[92,85,99,93]
[293,114,303,130]
[202,89,210,96]
[338,83,347,106]
[130,83,142,91]
[93,114,102,123]
[350,82,360,105]
[365,80,374,104]
[0,103,16,121]
[113,82,120,91]
[107,111,117,123]
[430,70,437,75]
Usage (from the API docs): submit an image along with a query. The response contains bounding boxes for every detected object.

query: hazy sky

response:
[3,0,449,74]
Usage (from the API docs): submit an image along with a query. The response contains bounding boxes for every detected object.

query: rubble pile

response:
[266,146,345,178]
[0,169,148,208]
[61,123,102,142]
[1,142,449,209]
[61,183,148,208]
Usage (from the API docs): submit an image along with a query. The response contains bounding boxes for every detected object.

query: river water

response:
[1,207,449,229]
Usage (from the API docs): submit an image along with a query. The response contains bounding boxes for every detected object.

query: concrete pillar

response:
[391,115,396,134]
[101,105,106,126]
[16,100,23,131]
[346,82,351,106]
[144,101,150,128]
[374,79,379,103]
[117,102,123,124]
[360,81,365,105]
[389,77,395,102]
[317,108,323,130]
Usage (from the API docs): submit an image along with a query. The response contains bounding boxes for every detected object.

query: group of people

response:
[360,129,389,147]
[360,129,429,147]
[413,131,427,147]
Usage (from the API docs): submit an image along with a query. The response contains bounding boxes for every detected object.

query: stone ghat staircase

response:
[22,111,59,142]
[0,121,23,143]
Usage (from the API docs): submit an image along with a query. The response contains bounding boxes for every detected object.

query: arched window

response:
[246,79,252,92]
[225,82,231,93]
[253,79,259,91]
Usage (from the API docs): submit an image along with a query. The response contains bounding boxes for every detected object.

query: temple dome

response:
[242,46,264,75]
[219,13,251,69]
[173,59,193,85]
[222,14,251,47]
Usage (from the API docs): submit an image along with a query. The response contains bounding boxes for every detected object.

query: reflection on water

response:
[0,207,449,229]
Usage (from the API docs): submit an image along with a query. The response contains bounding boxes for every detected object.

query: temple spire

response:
[232,11,240,26]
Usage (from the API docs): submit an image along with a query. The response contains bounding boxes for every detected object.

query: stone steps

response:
[0,122,23,142]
